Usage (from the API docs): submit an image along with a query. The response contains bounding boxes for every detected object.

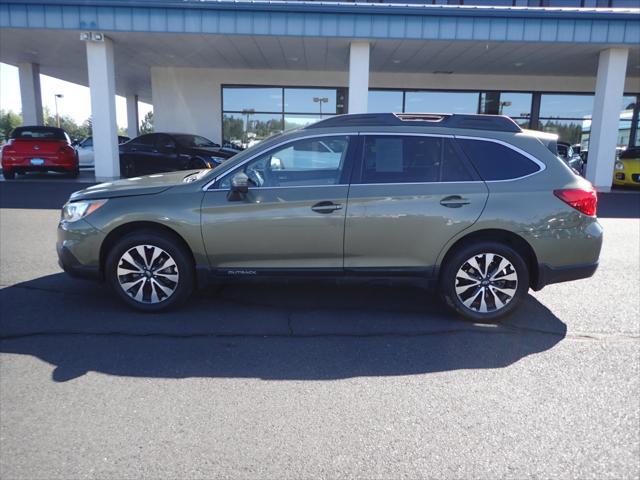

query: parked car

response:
[75,135,130,168]
[119,133,235,177]
[57,113,602,322]
[557,141,585,175]
[1,126,78,179]
[613,146,640,188]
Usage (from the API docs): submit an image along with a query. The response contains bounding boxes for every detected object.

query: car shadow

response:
[0,273,567,382]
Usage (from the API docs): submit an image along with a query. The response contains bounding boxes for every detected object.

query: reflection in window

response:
[369,90,404,113]
[579,95,640,150]
[284,114,324,130]
[405,91,479,114]
[538,94,594,145]
[479,92,532,127]
[540,94,594,119]
[284,89,337,114]
[222,86,345,147]
[222,113,283,149]
[223,87,282,113]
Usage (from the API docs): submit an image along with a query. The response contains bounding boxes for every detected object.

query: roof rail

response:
[305,113,522,133]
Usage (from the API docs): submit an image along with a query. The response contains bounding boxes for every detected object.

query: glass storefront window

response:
[541,119,585,145]
[222,112,283,149]
[479,92,532,117]
[539,94,594,119]
[539,93,594,145]
[368,90,404,113]
[223,87,282,113]
[284,114,326,130]
[405,91,479,114]
[284,88,337,114]
[574,94,638,150]
[222,86,344,147]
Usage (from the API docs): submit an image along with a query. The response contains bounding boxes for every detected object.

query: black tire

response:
[105,230,195,312]
[2,169,15,180]
[69,167,80,178]
[440,241,529,323]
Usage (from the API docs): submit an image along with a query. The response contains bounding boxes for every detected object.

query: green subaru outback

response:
[57,113,602,322]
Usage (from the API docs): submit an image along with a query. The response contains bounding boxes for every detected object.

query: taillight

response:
[58,145,75,159]
[554,185,597,217]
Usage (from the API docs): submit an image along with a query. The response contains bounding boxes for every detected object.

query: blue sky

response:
[0,62,152,128]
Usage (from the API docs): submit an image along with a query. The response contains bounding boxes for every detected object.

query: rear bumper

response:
[532,261,598,290]
[3,164,77,173]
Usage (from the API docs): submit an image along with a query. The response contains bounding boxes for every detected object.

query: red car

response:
[1,126,79,180]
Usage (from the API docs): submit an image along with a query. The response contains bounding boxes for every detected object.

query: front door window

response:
[219,136,350,189]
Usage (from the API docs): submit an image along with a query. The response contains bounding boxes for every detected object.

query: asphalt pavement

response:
[0,179,638,479]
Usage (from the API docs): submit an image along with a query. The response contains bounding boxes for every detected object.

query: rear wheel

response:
[2,169,15,180]
[440,241,529,323]
[69,167,80,178]
[106,231,195,312]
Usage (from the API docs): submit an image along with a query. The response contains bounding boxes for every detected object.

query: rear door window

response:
[457,138,541,181]
[355,135,476,184]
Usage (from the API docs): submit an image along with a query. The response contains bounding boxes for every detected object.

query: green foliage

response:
[1,108,134,143]
[0,109,23,143]
[540,120,584,145]
[139,111,154,134]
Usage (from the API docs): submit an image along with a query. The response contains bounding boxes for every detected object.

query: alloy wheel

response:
[116,245,180,304]
[454,252,518,314]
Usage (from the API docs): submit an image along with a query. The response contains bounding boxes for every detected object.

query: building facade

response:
[1,0,639,189]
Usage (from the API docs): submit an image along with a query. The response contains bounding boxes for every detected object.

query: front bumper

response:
[57,218,106,281]
[57,244,101,280]
[613,172,640,187]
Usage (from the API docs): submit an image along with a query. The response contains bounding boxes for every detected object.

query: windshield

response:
[174,134,219,148]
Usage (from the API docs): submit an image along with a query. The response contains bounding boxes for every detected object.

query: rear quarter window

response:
[457,138,541,181]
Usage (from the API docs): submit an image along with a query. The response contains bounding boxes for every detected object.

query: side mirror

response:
[227,172,249,201]
[71,139,79,146]
[270,156,284,170]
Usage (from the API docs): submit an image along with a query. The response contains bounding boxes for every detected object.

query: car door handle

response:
[311,201,343,214]
[440,195,470,208]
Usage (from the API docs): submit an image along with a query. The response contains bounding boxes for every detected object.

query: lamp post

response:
[241,108,255,147]
[313,97,329,117]
[54,94,64,128]
[498,100,512,115]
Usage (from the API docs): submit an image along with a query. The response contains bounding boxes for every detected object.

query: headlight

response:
[62,199,108,222]
[614,161,625,171]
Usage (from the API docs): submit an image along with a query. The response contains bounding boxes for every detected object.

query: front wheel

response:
[440,242,529,323]
[106,231,195,312]
[2,169,15,180]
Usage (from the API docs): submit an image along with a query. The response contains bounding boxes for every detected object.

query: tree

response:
[0,110,22,143]
[139,111,154,134]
